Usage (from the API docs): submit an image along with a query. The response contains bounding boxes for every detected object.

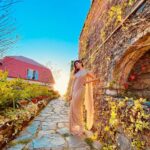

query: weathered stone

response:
[58,122,69,128]
[41,122,57,130]
[61,0,150,148]
[34,116,46,121]
[51,147,65,150]
[66,135,88,148]
[116,133,131,150]
[38,130,56,136]
[4,99,90,150]
[14,134,32,142]
[92,141,102,150]
[32,134,66,149]
[75,147,90,150]
[56,127,69,135]
[6,144,25,150]
[105,89,118,96]
[84,130,94,138]
[26,121,40,135]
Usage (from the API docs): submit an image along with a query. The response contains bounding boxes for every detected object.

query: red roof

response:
[5,56,47,68]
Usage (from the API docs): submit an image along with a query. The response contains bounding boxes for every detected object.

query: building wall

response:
[1,57,55,84]
[0,65,2,70]
[79,0,150,138]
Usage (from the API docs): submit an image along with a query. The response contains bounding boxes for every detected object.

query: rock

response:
[116,133,131,150]
[38,130,56,137]
[26,121,40,135]
[57,127,69,135]
[58,122,68,128]
[32,134,66,149]
[66,135,89,148]
[4,99,90,150]
[84,130,94,138]
[41,122,57,130]
[6,144,25,150]
[92,141,102,150]
[75,147,91,150]
[105,89,118,96]
[14,134,32,142]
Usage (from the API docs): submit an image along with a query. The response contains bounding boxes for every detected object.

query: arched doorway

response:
[112,33,150,100]
[127,50,150,100]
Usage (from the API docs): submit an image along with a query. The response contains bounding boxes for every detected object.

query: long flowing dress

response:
[69,68,94,135]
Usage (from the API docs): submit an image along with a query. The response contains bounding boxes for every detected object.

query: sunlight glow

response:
[53,71,70,96]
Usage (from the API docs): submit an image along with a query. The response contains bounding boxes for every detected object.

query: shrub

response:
[0,71,60,110]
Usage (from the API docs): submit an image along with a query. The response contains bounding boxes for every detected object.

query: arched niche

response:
[126,50,150,99]
[112,33,150,99]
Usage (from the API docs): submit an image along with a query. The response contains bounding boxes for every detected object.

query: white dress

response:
[69,69,94,135]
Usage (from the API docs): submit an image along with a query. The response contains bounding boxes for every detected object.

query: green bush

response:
[0,71,60,110]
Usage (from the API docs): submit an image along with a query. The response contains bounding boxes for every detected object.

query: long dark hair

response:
[73,59,84,74]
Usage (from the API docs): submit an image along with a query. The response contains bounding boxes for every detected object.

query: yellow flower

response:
[104,126,110,131]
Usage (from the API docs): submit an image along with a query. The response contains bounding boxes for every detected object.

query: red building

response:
[0,56,55,86]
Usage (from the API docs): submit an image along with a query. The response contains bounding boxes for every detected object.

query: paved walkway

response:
[4,98,91,150]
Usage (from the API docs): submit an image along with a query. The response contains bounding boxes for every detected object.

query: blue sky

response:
[8,0,90,94]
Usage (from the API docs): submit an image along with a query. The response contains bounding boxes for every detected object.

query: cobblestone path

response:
[4,98,91,150]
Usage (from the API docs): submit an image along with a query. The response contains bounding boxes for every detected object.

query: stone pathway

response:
[4,98,91,150]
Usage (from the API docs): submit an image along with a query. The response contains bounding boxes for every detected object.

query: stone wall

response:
[127,50,150,98]
[79,0,150,125]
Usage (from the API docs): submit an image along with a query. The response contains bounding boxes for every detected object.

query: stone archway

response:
[126,50,150,99]
[113,33,150,91]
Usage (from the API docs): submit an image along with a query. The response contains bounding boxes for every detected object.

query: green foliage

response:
[99,1,136,44]
[0,71,60,146]
[100,29,106,42]
[84,137,94,149]
[131,139,145,150]
[0,71,60,110]
[9,138,32,146]
[0,70,8,81]
[3,108,31,121]
[102,144,117,150]
[128,0,136,6]
[109,5,122,26]
[97,96,150,149]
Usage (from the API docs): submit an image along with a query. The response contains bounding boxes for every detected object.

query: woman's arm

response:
[87,70,96,79]
[85,69,100,85]
[84,78,100,84]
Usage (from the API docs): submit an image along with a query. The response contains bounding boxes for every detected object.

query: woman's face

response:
[75,62,82,69]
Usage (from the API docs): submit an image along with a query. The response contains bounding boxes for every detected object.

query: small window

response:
[27,69,33,80]
[35,71,39,80]
[27,69,38,80]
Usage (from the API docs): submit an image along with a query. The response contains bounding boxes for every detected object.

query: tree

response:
[0,0,19,58]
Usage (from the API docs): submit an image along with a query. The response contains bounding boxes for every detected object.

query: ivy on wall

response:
[86,96,150,149]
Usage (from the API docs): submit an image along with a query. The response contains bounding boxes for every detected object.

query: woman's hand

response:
[84,78,100,85]
[86,70,100,85]
[68,95,72,101]
[87,70,96,79]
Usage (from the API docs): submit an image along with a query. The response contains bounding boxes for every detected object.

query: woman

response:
[68,59,99,137]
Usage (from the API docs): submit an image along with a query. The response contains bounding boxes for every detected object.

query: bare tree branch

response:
[0,0,19,58]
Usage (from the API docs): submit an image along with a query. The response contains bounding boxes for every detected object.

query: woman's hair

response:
[73,59,84,74]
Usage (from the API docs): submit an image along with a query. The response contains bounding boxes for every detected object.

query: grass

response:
[8,138,32,146]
